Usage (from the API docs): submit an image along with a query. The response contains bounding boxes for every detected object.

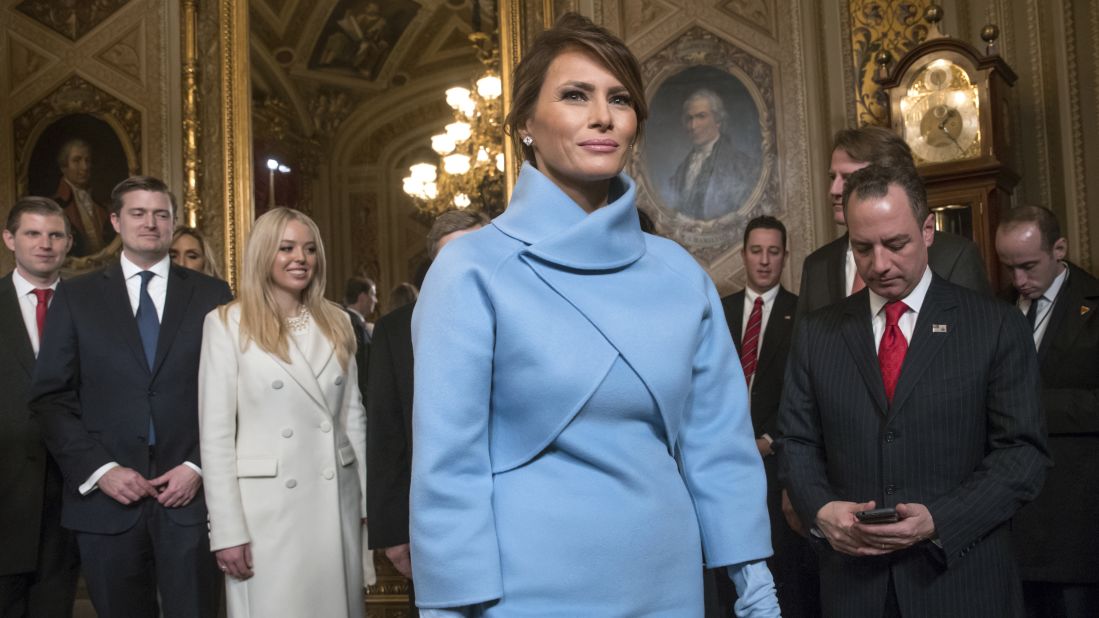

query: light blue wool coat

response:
[409,163,772,614]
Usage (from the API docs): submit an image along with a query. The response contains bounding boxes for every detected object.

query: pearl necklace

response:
[285,305,311,334]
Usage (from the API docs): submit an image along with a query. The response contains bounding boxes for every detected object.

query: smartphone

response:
[855,507,899,524]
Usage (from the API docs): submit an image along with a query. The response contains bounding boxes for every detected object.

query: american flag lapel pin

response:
[932,324,949,333]
[1082,305,1092,316]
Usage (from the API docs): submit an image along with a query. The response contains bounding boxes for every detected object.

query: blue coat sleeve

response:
[409,249,503,608]
[678,280,773,567]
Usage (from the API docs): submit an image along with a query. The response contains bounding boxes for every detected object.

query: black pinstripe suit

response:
[777,274,1049,617]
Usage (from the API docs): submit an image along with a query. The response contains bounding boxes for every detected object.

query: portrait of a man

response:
[644,66,764,223]
[52,139,115,257]
[669,89,758,220]
[26,114,129,259]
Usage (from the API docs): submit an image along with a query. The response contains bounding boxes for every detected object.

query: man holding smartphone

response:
[777,164,1048,617]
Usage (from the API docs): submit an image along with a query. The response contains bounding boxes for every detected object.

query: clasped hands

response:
[98,464,202,508]
[815,500,935,557]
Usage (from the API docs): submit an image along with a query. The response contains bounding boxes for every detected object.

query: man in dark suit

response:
[367,209,488,591]
[797,126,988,317]
[344,275,377,400]
[778,164,1048,617]
[669,88,759,221]
[713,216,818,617]
[29,176,231,618]
[996,206,1099,618]
[0,197,80,617]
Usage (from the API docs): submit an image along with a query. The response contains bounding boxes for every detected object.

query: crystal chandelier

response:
[402,33,506,217]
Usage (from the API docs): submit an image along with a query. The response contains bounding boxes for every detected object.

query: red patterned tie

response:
[33,288,52,341]
[740,296,764,385]
[878,300,909,404]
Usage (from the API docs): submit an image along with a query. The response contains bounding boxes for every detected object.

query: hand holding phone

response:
[855,507,899,524]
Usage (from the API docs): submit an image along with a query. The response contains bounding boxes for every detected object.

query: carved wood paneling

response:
[846,0,932,127]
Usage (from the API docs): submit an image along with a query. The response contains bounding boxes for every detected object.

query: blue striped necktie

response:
[136,270,159,444]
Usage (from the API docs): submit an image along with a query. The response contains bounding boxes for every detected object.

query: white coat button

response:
[323,469,335,480]
[281,428,293,438]
[272,380,284,390]
[319,421,332,433]
[285,479,297,489]
[335,376,344,386]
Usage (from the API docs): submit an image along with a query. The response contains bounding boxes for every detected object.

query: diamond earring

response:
[522,135,533,147]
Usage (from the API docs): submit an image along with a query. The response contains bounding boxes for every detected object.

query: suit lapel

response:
[271,332,331,414]
[1040,265,1097,363]
[839,292,888,415]
[151,266,193,377]
[829,234,849,303]
[756,288,795,378]
[889,277,957,416]
[726,291,745,348]
[0,275,35,375]
[103,263,152,374]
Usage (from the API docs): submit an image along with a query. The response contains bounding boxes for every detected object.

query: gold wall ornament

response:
[182,0,201,228]
[219,0,254,291]
[847,0,934,126]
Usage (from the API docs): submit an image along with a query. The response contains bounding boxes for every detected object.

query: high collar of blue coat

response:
[494,162,645,271]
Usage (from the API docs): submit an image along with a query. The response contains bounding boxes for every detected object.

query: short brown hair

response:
[743,215,787,249]
[504,12,648,164]
[5,196,70,235]
[832,126,915,169]
[998,205,1062,251]
[110,175,178,217]
[426,209,490,259]
[344,276,376,305]
[843,164,929,225]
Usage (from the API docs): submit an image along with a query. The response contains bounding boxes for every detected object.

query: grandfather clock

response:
[879,5,1017,290]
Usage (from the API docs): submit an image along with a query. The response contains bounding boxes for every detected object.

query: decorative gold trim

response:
[219,0,253,290]
[499,0,522,201]
[181,0,200,228]
[1063,0,1091,271]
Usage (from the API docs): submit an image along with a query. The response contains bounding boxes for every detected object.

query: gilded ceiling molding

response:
[219,0,254,291]
[846,0,931,126]
[1061,0,1090,270]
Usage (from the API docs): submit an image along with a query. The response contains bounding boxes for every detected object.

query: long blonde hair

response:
[225,207,354,370]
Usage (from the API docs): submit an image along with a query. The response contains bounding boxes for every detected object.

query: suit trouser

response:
[75,491,217,618]
[0,464,80,618]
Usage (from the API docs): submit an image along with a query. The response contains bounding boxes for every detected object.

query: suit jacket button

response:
[272,380,284,389]
[285,479,297,489]
[323,469,335,480]
[885,431,896,443]
[319,421,332,433]
[885,484,897,495]
[281,428,293,438]
[335,376,344,386]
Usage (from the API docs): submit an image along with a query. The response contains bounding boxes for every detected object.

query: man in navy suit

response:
[778,164,1048,617]
[0,197,80,617]
[30,176,231,618]
[996,206,1099,618]
[711,215,818,617]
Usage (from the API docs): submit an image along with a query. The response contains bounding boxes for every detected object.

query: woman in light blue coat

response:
[411,13,779,617]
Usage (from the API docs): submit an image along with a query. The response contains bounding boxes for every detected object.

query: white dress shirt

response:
[845,245,858,296]
[869,267,933,348]
[684,135,719,190]
[11,269,59,356]
[1018,265,1067,349]
[81,252,200,495]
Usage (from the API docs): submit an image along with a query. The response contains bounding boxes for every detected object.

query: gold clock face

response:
[899,60,982,164]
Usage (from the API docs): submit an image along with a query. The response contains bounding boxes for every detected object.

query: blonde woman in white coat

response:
[199,207,367,618]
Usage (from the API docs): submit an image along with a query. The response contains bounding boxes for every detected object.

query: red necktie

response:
[33,288,53,341]
[878,300,909,404]
[740,296,764,385]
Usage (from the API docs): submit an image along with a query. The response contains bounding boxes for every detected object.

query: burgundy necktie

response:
[32,288,52,341]
[878,300,909,404]
[740,296,764,385]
